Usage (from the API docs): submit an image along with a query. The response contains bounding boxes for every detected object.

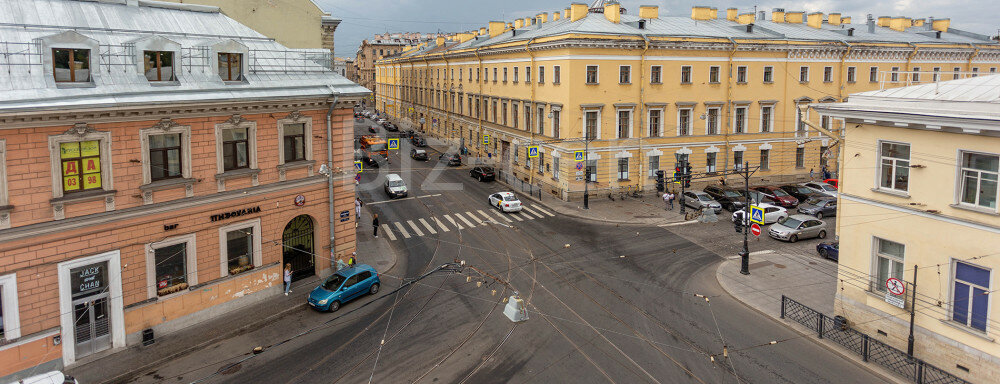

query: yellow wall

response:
[166,0,327,48]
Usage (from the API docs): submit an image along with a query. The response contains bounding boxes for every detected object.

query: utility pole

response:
[679,159,687,215]
[907,265,918,356]
[583,138,590,209]
[740,160,750,275]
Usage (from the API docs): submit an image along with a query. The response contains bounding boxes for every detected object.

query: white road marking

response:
[444,214,463,230]
[750,250,775,256]
[380,224,396,241]
[433,217,451,232]
[658,220,699,227]
[367,194,443,205]
[508,211,524,221]
[393,222,411,238]
[489,209,513,223]
[465,211,486,226]
[454,212,476,228]
[532,206,556,216]
[476,210,495,223]
[521,205,546,219]
[419,218,437,234]
[406,220,425,237]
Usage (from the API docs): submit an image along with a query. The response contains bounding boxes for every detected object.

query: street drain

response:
[217,363,242,375]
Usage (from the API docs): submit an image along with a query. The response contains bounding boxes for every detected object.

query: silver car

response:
[682,191,722,213]
[767,214,828,243]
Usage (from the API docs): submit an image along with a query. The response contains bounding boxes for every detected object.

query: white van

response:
[383,174,408,198]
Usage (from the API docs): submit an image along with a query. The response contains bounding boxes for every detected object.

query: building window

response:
[650,65,661,83]
[218,52,242,81]
[799,66,809,82]
[619,66,631,84]
[0,273,21,340]
[617,109,631,138]
[912,67,921,82]
[733,106,747,134]
[795,147,805,168]
[59,141,103,192]
[736,66,747,83]
[847,66,856,83]
[870,66,878,82]
[493,67,497,82]
[617,158,629,180]
[222,127,250,171]
[512,104,519,128]
[508,67,513,83]
[220,220,261,277]
[52,48,91,83]
[959,152,998,209]
[552,109,560,138]
[152,241,191,296]
[553,156,560,180]
[143,51,175,82]
[537,106,545,134]
[760,105,773,132]
[539,66,545,83]
[280,123,307,163]
[586,159,597,182]
[872,238,904,293]
[648,156,659,177]
[760,149,770,170]
[553,65,561,84]
[585,111,598,139]
[526,66,531,83]
[878,141,910,192]
[586,65,599,84]
[953,67,961,80]
[706,152,717,172]
[972,67,979,77]
[763,66,773,83]
[933,67,941,81]
[149,134,183,181]
[890,67,900,82]
[823,66,833,82]
[524,106,532,130]
[678,108,691,136]
[493,100,498,122]
[537,152,544,174]
[733,151,744,170]
[706,108,719,135]
[502,103,508,126]
[680,66,692,84]
[952,261,990,332]
[648,109,661,137]
[709,66,720,83]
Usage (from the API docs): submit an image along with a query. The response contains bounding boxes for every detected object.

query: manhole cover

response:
[217,363,242,375]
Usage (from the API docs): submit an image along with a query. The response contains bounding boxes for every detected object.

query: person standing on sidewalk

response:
[663,191,674,210]
[283,264,292,296]
[354,198,363,228]
[372,213,379,238]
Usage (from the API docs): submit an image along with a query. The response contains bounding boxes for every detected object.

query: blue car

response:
[816,242,839,262]
[308,264,380,312]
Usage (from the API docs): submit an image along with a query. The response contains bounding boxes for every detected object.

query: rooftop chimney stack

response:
[515,19,524,29]
[537,13,548,24]
[488,21,505,38]
[807,12,823,28]
[737,12,755,25]
[639,5,659,19]
[570,3,588,22]
[604,1,621,23]
[692,6,713,20]
[726,8,738,21]
[785,11,804,23]
[931,18,950,32]
[877,16,891,27]
[842,16,852,24]
[828,13,842,26]
[772,8,785,23]
[553,11,561,21]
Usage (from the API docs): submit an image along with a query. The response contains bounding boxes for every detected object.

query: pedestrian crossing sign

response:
[750,205,765,224]
[483,134,490,145]
[387,138,399,150]
[671,172,680,184]
[528,146,539,158]
[574,150,585,162]
[354,160,363,173]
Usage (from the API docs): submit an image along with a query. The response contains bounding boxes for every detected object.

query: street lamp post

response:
[583,138,590,209]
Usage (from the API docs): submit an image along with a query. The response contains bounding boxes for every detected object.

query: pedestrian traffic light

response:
[734,216,743,233]
[673,166,682,182]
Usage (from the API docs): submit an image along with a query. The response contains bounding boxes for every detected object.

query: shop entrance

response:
[70,262,112,358]
[282,215,315,281]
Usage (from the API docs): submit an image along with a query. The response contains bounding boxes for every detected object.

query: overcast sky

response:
[319,0,1000,58]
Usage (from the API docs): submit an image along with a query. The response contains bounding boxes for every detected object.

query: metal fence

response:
[780,295,969,384]
[496,170,542,200]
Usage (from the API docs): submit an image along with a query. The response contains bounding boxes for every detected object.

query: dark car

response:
[439,153,462,166]
[797,197,837,219]
[383,123,399,132]
[780,184,825,202]
[367,125,378,133]
[816,242,839,262]
[702,185,746,212]
[401,129,416,138]
[470,166,495,181]
[410,148,428,161]
[754,186,799,208]
[410,136,427,147]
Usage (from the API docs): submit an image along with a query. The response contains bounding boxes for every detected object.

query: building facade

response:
[355,33,453,93]
[164,0,340,50]
[375,2,1000,200]
[815,75,1000,383]
[0,0,366,380]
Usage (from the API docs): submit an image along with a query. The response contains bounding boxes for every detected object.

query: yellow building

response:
[375,2,1000,200]
[814,75,1000,383]
[165,0,340,50]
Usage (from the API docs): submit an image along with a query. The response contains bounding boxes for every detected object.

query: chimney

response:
[912,18,924,27]
[726,8,738,21]
[526,17,535,26]
[867,15,876,33]
[553,11,561,21]
[435,36,445,46]
[877,16,891,27]
[842,16,852,24]
[564,8,571,19]
[570,3,588,22]
[604,1,621,23]
[479,27,487,35]
[710,7,718,19]
[785,11,804,23]
[772,8,785,23]
[889,17,910,31]
[537,13,548,24]
[488,21,505,38]
[807,12,823,28]
[515,19,524,29]
[692,6,713,20]
[737,13,755,24]
[639,5,659,19]
[828,13,842,26]
[932,18,950,32]
[458,33,474,43]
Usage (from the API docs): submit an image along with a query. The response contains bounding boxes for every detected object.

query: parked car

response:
[488,191,522,212]
[738,190,773,205]
[470,166,495,182]
[802,181,838,197]
[307,264,380,312]
[817,242,839,262]
[779,184,826,202]
[797,197,838,219]
[824,179,839,188]
[753,186,799,208]
[383,173,408,198]
[411,136,427,147]
[375,118,386,125]
[383,123,399,132]
[15,371,78,384]
[731,203,788,225]
[682,191,723,213]
[703,185,746,211]
[768,215,828,243]
[410,148,428,161]
[439,153,462,166]
[400,129,416,138]
[367,125,378,133]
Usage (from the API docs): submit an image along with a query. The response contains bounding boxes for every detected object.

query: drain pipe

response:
[326,95,340,269]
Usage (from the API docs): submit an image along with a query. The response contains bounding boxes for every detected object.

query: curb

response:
[512,188,689,226]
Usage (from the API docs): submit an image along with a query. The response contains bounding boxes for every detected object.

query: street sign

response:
[671,172,680,184]
[387,138,399,150]
[885,293,905,308]
[574,150,585,162]
[354,160,363,173]
[575,162,583,170]
[886,278,906,296]
[527,146,539,158]
[749,205,765,224]
[483,134,490,145]
[750,223,761,237]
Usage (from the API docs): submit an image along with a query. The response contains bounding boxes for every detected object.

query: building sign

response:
[210,206,261,222]
[71,262,108,298]
[340,210,350,222]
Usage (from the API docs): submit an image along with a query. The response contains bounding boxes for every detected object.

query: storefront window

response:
[227,227,254,275]
[155,243,188,296]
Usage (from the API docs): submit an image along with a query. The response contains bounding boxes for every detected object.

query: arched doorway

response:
[282,215,315,281]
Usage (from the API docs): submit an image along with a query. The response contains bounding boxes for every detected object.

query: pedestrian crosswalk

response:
[375,205,555,241]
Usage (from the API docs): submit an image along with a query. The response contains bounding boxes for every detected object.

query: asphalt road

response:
[141,116,884,384]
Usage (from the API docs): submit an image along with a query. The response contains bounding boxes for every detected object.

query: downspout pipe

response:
[905,43,919,83]
[724,37,738,177]
[326,94,340,270]
[838,41,852,100]
[967,43,980,73]
[475,47,484,156]
[526,37,537,187]
[637,34,649,191]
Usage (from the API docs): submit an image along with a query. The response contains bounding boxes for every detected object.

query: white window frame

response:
[47,127,115,199]
[763,66,773,83]
[617,157,630,180]
[133,36,182,84]
[140,121,193,185]
[877,140,911,193]
[708,66,720,83]
[218,218,263,278]
[57,250,125,365]
[619,65,631,84]
[795,104,809,137]
[525,66,531,83]
[0,139,8,229]
[586,65,599,84]
[680,66,692,84]
[145,233,198,300]
[650,65,662,84]
[583,108,602,140]
[616,108,633,139]
[823,66,833,82]
[957,150,999,212]
[648,155,660,177]
[760,149,770,170]
[553,155,560,180]
[733,149,745,170]
[847,66,856,83]
[705,107,720,135]
[799,66,809,82]
[733,105,748,134]
[647,108,663,137]
[759,104,774,133]
[677,108,692,136]
[553,65,561,84]
[736,65,747,83]
[538,65,545,84]
[210,40,249,83]
[214,116,259,175]
[0,272,21,340]
[551,106,561,138]
[706,152,717,172]
[39,31,100,87]
[871,237,905,294]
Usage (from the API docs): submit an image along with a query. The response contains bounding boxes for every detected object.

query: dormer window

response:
[53,48,91,83]
[143,51,175,82]
[218,53,243,81]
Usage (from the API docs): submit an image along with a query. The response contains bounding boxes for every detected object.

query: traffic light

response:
[673,165,682,182]
[734,216,743,233]
[685,163,693,177]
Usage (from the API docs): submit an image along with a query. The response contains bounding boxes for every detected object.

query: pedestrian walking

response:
[822,165,832,181]
[355,198,363,228]
[372,214,379,238]
[283,263,292,296]
[809,168,815,180]
[719,177,726,186]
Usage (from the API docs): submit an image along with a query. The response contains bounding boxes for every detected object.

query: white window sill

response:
[949,203,999,216]
[870,188,911,199]
[140,177,197,192]
[938,319,994,342]
[50,189,116,205]
[215,168,261,181]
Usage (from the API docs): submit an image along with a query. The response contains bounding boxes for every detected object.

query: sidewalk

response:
[65,217,397,384]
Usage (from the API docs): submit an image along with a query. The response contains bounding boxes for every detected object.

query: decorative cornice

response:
[63,122,97,137]
[151,118,181,131]
[225,114,250,126]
